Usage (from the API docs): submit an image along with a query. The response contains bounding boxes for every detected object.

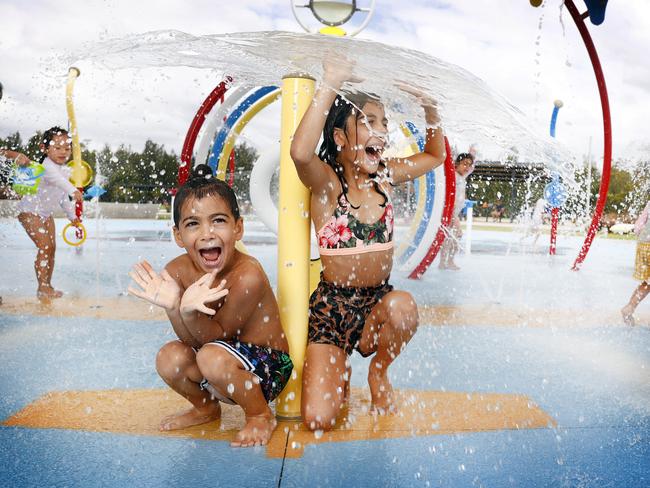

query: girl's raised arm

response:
[388,85,446,184]
[290,55,356,191]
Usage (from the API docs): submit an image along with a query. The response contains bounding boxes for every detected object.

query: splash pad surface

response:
[0,217,648,487]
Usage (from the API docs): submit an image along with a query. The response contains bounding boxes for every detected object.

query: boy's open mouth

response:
[199,246,222,267]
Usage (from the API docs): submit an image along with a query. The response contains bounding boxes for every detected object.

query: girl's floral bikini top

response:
[316,183,394,256]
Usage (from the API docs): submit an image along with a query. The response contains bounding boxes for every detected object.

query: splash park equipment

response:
[546,99,567,256]
[183,81,453,282]
[62,223,88,247]
[406,137,456,279]
[563,0,612,269]
[545,173,568,255]
[63,67,91,247]
[291,0,376,37]
[529,0,612,267]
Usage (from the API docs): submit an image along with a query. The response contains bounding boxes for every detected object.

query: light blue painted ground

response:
[0,217,648,487]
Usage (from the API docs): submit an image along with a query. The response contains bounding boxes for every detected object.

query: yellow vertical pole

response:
[65,67,85,187]
[275,75,315,419]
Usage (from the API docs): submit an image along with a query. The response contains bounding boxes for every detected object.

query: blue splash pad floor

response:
[0,217,649,487]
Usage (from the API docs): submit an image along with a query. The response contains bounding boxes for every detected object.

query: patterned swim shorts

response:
[198,340,293,404]
[308,278,394,356]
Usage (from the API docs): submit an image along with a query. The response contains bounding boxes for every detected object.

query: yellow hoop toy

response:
[67,160,93,188]
[62,222,87,247]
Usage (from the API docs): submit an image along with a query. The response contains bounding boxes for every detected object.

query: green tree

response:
[0,132,23,153]
[624,159,650,217]
[103,140,178,203]
[229,142,258,209]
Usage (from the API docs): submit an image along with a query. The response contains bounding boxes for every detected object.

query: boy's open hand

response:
[180,272,229,316]
[128,260,181,311]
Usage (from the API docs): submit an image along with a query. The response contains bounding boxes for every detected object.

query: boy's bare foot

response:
[368,370,397,415]
[37,286,63,299]
[621,305,635,327]
[446,262,460,270]
[230,412,277,448]
[160,404,221,431]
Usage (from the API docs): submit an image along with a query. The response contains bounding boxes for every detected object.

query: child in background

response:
[16,127,82,300]
[520,197,547,250]
[439,153,474,270]
[621,200,650,326]
[128,165,292,448]
[290,55,445,430]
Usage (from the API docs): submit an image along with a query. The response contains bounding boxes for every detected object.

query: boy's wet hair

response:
[455,153,475,165]
[40,126,69,163]
[318,93,389,209]
[173,164,241,227]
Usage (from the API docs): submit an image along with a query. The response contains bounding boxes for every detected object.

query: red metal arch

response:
[565,0,612,270]
[178,76,233,187]
[408,136,455,279]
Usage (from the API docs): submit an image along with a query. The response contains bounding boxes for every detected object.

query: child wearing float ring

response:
[290,54,446,431]
[16,127,83,300]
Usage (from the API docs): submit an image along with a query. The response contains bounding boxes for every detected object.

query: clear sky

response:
[1,0,648,164]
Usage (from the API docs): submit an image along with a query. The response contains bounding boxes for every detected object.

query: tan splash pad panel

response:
[3,388,555,458]
[0,296,167,321]
[2,296,646,327]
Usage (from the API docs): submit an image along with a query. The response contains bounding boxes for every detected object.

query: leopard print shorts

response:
[308,278,393,356]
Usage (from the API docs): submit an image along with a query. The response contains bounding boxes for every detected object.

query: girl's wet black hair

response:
[173,164,241,227]
[40,126,69,163]
[455,152,475,164]
[318,93,389,209]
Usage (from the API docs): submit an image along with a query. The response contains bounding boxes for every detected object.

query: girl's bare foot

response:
[160,404,221,431]
[368,369,397,415]
[230,412,277,448]
[446,262,460,270]
[37,286,63,299]
[621,305,635,326]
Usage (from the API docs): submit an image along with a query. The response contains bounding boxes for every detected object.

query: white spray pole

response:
[465,200,475,255]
